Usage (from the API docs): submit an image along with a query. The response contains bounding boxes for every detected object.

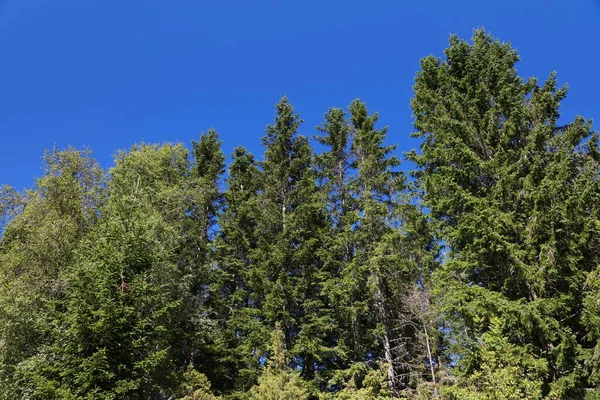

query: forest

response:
[1,31,599,399]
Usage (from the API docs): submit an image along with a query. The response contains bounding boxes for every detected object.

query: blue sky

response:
[1,0,599,189]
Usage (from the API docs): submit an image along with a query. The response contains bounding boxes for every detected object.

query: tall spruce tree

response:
[349,100,432,396]
[409,30,600,398]
[190,128,225,261]
[185,130,228,389]
[253,97,329,387]
[186,129,226,328]
[315,101,436,397]
[315,106,363,381]
[212,146,266,395]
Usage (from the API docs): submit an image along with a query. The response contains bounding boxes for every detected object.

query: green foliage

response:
[249,323,309,400]
[254,97,330,383]
[178,364,221,400]
[211,146,266,394]
[321,362,391,400]
[314,99,438,397]
[410,29,600,397]
[0,147,105,398]
[0,29,597,399]
[440,317,546,399]
[5,144,205,398]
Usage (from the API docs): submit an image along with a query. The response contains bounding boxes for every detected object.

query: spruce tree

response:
[315,101,436,396]
[185,130,228,389]
[253,97,329,385]
[314,106,362,378]
[349,100,431,396]
[186,129,226,335]
[190,128,225,257]
[249,322,309,400]
[409,30,600,397]
[212,146,266,395]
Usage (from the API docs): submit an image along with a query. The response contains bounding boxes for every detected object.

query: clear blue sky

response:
[1,0,599,189]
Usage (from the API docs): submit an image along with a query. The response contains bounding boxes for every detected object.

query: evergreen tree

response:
[249,322,309,400]
[324,363,391,400]
[440,317,546,400]
[583,250,600,397]
[315,101,436,396]
[212,146,266,395]
[349,100,431,396]
[185,130,228,389]
[253,97,329,385]
[190,128,225,259]
[409,30,600,397]
[314,106,363,380]
[177,363,221,400]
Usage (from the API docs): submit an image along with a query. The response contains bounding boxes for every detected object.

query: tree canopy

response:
[1,30,598,399]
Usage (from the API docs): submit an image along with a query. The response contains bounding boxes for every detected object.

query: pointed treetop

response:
[193,128,225,182]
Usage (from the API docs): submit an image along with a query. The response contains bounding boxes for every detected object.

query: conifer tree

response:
[409,30,600,397]
[212,146,266,394]
[184,131,228,388]
[249,322,309,400]
[177,363,221,400]
[324,363,391,400]
[253,97,329,384]
[190,128,225,253]
[315,102,436,396]
[349,100,430,395]
[186,129,226,309]
[315,107,363,378]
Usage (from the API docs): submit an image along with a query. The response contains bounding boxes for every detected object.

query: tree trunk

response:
[375,282,397,397]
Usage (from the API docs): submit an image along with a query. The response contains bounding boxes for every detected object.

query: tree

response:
[440,317,546,400]
[185,130,229,389]
[177,363,221,400]
[409,30,600,397]
[15,144,202,398]
[315,106,364,382]
[253,97,330,385]
[324,363,391,400]
[212,146,267,395]
[314,101,436,396]
[189,128,226,267]
[0,185,27,233]
[350,99,434,396]
[249,322,309,400]
[0,147,104,399]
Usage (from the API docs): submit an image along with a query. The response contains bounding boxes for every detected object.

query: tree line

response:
[1,30,599,399]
